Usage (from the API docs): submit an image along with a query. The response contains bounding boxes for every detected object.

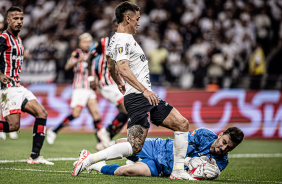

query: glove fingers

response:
[204,170,216,176]
[211,158,217,165]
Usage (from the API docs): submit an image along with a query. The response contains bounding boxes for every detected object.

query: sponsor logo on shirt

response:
[12,55,23,60]
[125,43,129,55]
[140,54,146,62]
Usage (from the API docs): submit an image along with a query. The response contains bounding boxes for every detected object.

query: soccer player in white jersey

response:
[86,20,128,150]
[73,2,193,180]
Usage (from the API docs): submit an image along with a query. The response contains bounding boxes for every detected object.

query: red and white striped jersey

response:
[91,37,114,88]
[0,30,24,89]
[70,48,90,90]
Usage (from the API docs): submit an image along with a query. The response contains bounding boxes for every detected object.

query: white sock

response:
[87,142,133,164]
[173,131,188,170]
[89,161,106,172]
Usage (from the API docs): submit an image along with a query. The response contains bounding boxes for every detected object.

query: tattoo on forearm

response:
[127,125,148,153]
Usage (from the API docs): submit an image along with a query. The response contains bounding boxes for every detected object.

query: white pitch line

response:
[0,157,78,163]
[0,167,70,173]
[0,153,282,163]
[226,179,282,184]
[229,153,282,158]
[0,167,100,175]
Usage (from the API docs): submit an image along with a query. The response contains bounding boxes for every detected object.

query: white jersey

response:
[106,32,151,96]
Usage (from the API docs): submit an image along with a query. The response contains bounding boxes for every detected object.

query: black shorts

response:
[124,93,173,129]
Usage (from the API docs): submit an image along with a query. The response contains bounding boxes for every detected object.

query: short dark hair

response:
[7,6,23,15]
[115,1,140,24]
[223,127,244,144]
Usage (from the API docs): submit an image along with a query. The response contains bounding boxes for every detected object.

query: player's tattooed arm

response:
[116,59,147,93]
[107,55,124,85]
[127,125,148,153]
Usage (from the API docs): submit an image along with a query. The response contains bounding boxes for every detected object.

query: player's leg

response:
[111,162,152,176]
[72,139,134,176]
[54,107,82,133]
[0,114,21,132]
[98,102,128,149]
[0,87,22,133]
[72,93,150,176]
[0,114,20,140]
[47,88,86,144]
[98,85,127,147]
[46,107,81,145]
[75,154,152,177]
[72,124,148,176]
[159,108,194,180]
[23,99,53,165]
[108,102,128,139]
[149,100,193,180]
[86,97,102,143]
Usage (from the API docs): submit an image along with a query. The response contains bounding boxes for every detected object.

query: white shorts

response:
[100,84,124,106]
[0,86,37,117]
[70,88,97,108]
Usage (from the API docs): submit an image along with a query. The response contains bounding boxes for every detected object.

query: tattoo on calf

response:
[127,125,148,153]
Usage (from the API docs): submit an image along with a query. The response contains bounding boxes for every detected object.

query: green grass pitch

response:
[1,130,282,184]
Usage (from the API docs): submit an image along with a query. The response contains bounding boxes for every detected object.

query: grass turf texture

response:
[1,131,282,184]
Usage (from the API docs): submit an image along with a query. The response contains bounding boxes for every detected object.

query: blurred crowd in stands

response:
[0,0,282,90]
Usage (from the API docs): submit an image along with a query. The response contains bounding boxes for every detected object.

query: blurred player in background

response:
[46,33,102,145]
[0,6,53,165]
[73,2,194,180]
[87,20,128,150]
[77,127,244,180]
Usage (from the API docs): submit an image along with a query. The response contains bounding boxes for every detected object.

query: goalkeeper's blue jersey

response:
[130,128,228,176]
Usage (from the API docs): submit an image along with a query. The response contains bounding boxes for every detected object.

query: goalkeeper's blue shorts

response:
[141,158,162,176]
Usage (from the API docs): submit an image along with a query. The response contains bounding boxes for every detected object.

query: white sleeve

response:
[115,38,131,62]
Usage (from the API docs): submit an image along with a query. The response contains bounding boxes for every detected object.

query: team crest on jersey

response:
[190,130,196,136]
[118,47,123,54]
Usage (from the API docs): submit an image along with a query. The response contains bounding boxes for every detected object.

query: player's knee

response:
[40,109,48,119]
[42,109,48,118]
[175,118,189,132]
[9,123,20,131]
[94,112,101,120]
[34,108,48,119]
[72,112,80,118]
[132,145,143,154]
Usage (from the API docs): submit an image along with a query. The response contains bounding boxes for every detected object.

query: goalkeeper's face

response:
[210,133,237,155]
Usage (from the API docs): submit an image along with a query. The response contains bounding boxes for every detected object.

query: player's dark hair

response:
[7,6,23,15]
[115,1,140,24]
[223,127,244,144]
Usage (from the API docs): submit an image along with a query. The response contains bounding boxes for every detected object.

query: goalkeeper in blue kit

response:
[75,127,244,180]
